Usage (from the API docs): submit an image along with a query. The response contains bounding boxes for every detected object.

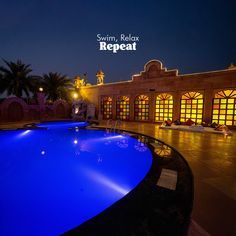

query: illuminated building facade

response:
[81,60,236,127]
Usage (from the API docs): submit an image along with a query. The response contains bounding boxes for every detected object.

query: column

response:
[203,88,214,122]
[112,95,116,120]
[130,94,135,121]
[149,93,156,122]
[173,91,181,121]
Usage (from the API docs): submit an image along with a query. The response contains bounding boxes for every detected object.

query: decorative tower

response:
[228,63,236,70]
[96,70,105,85]
[74,75,86,89]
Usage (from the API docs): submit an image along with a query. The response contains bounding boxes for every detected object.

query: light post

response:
[73,92,78,100]
[37,87,45,121]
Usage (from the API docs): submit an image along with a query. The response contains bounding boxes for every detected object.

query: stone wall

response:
[80,60,236,125]
[0,94,71,122]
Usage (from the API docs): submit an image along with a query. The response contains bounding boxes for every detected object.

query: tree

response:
[0,59,40,98]
[42,72,73,102]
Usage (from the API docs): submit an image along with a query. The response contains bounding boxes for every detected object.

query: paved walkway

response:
[102,121,236,236]
[1,120,236,235]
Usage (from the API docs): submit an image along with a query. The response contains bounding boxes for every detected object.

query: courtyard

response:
[1,120,235,235]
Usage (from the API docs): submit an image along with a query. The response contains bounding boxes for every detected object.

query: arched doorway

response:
[134,95,149,121]
[116,96,130,120]
[155,93,173,122]
[212,89,236,126]
[7,102,24,121]
[101,96,112,119]
[180,92,204,124]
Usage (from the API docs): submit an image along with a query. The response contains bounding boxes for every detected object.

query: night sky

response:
[1,0,235,84]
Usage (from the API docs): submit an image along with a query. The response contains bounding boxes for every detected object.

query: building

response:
[81,60,236,127]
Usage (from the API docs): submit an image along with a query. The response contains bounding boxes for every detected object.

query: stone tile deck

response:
[107,121,236,236]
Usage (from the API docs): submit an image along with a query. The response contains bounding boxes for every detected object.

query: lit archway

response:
[116,96,130,120]
[155,93,173,122]
[134,95,149,121]
[101,96,112,119]
[180,92,203,123]
[212,89,236,126]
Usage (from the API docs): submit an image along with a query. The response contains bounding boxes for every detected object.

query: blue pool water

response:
[0,122,152,236]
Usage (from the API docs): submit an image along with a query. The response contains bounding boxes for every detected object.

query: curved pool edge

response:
[62,127,194,236]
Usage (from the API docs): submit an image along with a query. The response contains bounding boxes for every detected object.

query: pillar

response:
[203,88,214,123]
[173,91,181,121]
[149,93,156,122]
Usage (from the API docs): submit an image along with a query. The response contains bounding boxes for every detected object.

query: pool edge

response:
[62,127,194,236]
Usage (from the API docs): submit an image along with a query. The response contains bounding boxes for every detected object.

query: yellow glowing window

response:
[220,110,226,114]
[212,89,236,126]
[101,96,112,119]
[215,90,236,99]
[134,95,149,121]
[180,92,204,123]
[155,93,173,122]
[212,115,218,119]
[116,96,130,120]
[220,104,226,109]
[219,115,225,120]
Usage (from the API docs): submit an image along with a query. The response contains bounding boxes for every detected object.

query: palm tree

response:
[42,72,73,102]
[0,59,40,98]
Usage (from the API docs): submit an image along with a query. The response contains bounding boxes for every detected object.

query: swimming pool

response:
[0,122,152,236]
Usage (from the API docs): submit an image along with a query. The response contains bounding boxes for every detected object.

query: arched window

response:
[134,95,149,121]
[101,96,112,119]
[180,92,203,123]
[116,96,130,120]
[212,89,236,126]
[155,93,173,122]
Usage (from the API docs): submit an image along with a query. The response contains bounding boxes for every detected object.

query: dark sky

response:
[0,0,235,84]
